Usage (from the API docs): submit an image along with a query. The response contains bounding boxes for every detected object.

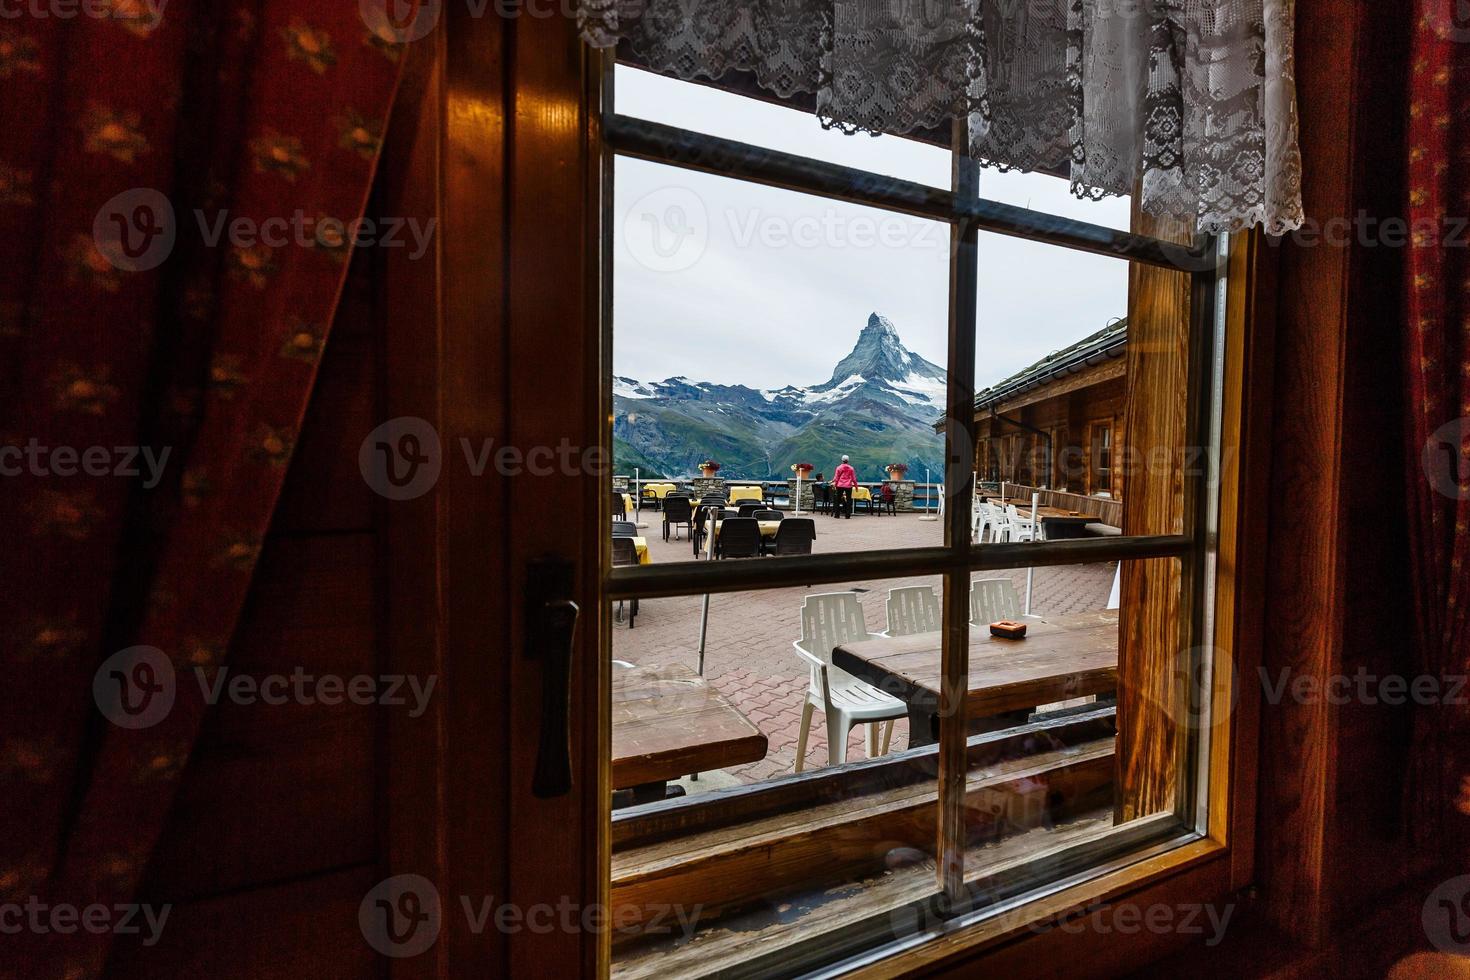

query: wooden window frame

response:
[594,49,1265,979]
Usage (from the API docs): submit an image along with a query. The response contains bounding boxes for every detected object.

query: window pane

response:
[944,557,1205,897]
[609,577,948,975]
[614,64,952,189]
[972,237,1130,483]
[612,157,952,560]
[975,167,1134,235]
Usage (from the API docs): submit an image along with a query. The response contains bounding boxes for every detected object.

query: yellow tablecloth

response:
[620,493,634,516]
[713,520,781,539]
[630,536,651,564]
[727,486,764,504]
[852,487,872,502]
[640,482,679,500]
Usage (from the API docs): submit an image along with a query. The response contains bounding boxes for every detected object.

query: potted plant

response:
[885,462,909,480]
[791,462,814,475]
[699,459,721,477]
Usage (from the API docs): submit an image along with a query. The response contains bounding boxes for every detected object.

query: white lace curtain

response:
[580,0,1303,234]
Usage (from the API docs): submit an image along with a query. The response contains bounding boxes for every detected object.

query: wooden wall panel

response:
[111,867,380,978]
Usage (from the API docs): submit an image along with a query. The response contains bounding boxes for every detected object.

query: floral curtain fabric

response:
[580,0,1303,234]
[1404,3,1470,845]
[0,3,403,974]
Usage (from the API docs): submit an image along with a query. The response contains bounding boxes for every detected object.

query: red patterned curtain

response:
[1405,3,1470,851]
[0,2,404,974]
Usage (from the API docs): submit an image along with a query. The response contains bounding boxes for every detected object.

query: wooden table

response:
[612,664,768,803]
[832,610,1118,747]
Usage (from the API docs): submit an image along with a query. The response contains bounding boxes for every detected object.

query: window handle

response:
[527,558,580,799]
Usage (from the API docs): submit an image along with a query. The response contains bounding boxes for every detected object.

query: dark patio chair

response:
[770,517,816,556]
[752,509,783,522]
[662,495,693,542]
[737,503,765,518]
[716,517,762,559]
[691,504,718,557]
[877,484,897,515]
[612,521,637,536]
[610,536,640,627]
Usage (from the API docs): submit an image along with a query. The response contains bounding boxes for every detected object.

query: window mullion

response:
[939,120,980,902]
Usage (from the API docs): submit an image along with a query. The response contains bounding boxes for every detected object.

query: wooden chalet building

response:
[956,317,1127,499]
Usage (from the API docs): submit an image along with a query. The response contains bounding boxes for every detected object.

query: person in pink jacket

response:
[832,455,857,519]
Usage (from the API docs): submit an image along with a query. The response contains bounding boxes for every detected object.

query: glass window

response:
[603,63,1228,977]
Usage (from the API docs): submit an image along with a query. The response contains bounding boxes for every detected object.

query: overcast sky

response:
[613,66,1130,392]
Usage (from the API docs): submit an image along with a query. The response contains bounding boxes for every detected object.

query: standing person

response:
[833,455,857,519]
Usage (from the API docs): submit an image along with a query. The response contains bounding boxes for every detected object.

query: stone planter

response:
[887,480,916,512]
[691,477,726,497]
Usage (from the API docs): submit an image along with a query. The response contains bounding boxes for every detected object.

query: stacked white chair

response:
[792,592,907,771]
[884,585,941,636]
[969,578,1021,625]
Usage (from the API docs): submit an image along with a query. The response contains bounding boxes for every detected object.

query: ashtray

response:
[989,620,1028,639]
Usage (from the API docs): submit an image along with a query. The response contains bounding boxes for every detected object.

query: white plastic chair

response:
[884,585,941,636]
[793,592,907,772]
[982,502,1010,542]
[1004,504,1039,542]
[969,578,1020,625]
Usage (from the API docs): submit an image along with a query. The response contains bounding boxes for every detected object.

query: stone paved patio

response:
[613,510,1117,786]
